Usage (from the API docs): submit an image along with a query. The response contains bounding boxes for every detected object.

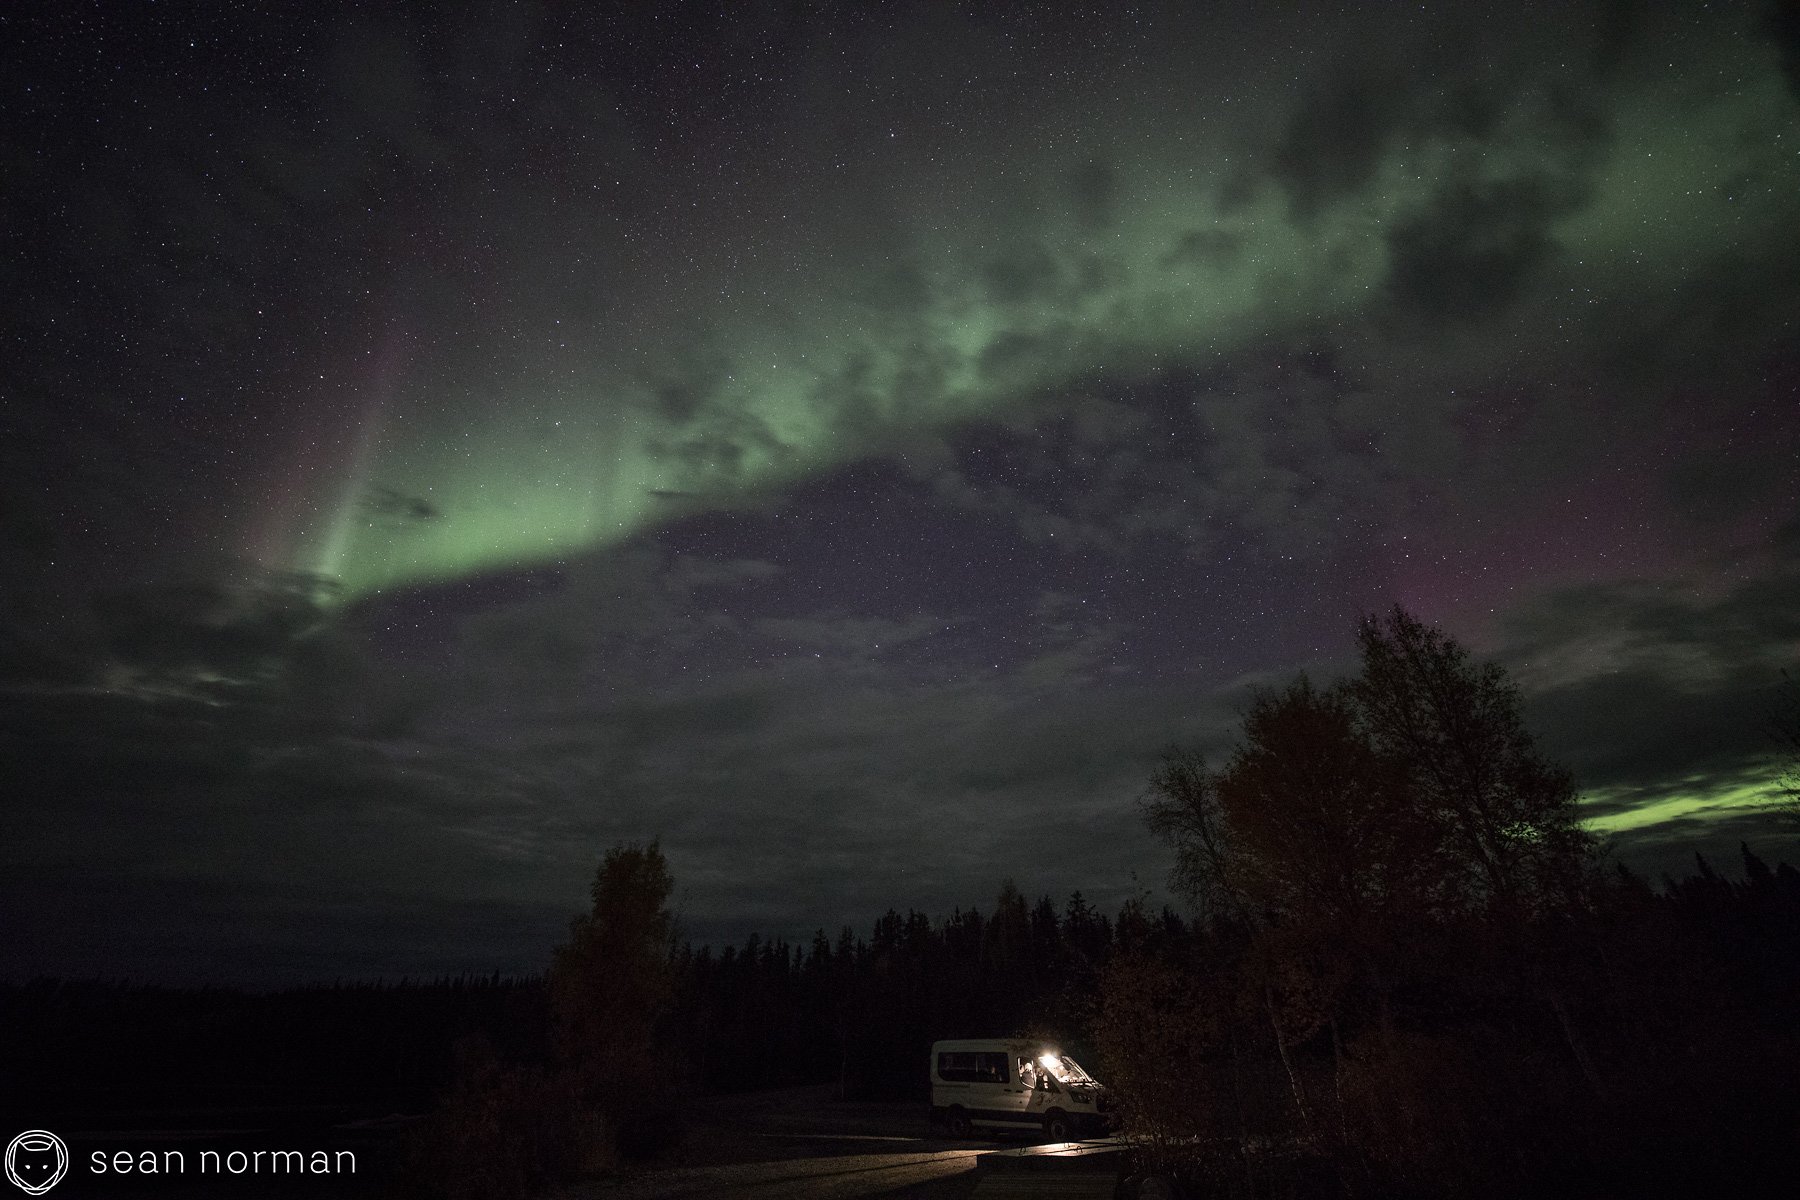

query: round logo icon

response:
[5,1131,68,1195]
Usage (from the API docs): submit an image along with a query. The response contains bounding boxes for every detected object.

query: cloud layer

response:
[6,1,1798,982]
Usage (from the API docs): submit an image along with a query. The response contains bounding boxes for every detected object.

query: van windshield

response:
[1038,1054,1095,1085]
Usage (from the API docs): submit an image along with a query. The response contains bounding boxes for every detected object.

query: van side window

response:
[938,1052,976,1082]
[938,1051,1011,1083]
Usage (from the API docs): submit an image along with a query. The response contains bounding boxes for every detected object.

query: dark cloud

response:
[1384,175,1579,322]
[0,672,584,982]
[1359,71,1611,324]
[88,571,338,690]
[981,242,1066,306]
[648,407,793,478]
[1160,229,1244,271]
[6,504,1794,983]
[928,345,1414,566]
[1268,6,1627,220]
[1273,61,1412,218]
[979,328,1067,389]
[654,377,716,424]
[361,485,441,524]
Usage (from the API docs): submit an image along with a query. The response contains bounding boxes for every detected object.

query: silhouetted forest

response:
[7,848,1798,1184]
[669,884,1133,1101]
[0,885,1142,1116]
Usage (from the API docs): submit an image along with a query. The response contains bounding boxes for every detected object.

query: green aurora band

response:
[281,20,1797,601]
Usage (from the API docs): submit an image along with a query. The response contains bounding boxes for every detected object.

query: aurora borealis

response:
[6,1,1800,981]
[221,5,1799,598]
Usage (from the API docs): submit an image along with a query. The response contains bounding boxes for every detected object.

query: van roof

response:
[930,1038,1053,1054]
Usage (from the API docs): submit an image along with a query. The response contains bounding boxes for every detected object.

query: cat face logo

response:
[5,1131,68,1195]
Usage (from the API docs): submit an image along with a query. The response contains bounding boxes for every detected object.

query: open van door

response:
[932,1040,1113,1140]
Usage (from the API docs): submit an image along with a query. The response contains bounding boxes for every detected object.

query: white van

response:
[929,1038,1116,1141]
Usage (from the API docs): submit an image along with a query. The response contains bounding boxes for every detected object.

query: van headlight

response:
[1069,1085,1094,1104]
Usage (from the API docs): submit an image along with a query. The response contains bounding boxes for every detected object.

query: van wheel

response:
[1043,1110,1072,1141]
[947,1108,971,1137]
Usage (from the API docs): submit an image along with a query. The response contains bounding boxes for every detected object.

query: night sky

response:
[5,1,1799,984]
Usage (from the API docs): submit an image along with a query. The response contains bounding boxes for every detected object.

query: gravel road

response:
[556,1086,999,1199]
[563,1144,988,1199]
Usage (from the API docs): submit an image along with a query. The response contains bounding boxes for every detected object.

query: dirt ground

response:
[558,1085,1078,1199]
